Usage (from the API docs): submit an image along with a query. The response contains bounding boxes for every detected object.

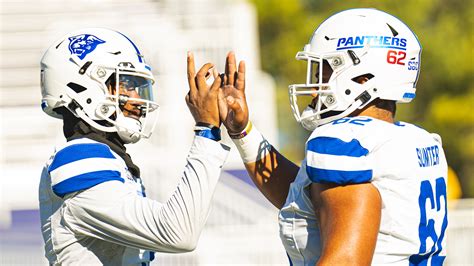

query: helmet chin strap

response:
[75,106,142,144]
[75,107,116,133]
[299,79,378,130]
[300,93,369,130]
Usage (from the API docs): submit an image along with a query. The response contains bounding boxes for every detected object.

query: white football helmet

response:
[289,8,421,130]
[41,27,159,143]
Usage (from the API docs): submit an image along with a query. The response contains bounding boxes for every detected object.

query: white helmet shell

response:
[40,28,159,143]
[289,8,421,130]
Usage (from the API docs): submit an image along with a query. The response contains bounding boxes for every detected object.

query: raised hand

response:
[218,51,249,135]
[185,52,221,127]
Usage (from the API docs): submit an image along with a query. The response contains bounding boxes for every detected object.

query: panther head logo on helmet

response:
[68,34,106,60]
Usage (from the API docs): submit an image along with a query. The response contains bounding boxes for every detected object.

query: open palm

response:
[218,52,249,135]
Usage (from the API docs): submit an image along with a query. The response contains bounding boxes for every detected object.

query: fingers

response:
[187,52,197,98]
[189,51,244,98]
[236,60,246,92]
[206,68,218,87]
[209,70,222,93]
[225,51,236,86]
[196,62,215,93]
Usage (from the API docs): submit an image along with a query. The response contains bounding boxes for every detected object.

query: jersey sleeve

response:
[61,136,230,253]
[305,124,373,185]
[48,141,123,197]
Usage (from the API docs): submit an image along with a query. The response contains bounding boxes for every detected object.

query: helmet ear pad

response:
[95,101,117,121]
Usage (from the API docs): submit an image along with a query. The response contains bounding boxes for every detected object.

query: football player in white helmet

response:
[39,28,229,265]
[218,8,448,265]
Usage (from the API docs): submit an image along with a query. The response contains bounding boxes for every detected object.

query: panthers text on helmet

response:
[336,36,407,51]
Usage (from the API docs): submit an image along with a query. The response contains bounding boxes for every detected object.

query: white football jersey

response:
[39,136,230,265]
[279,116,448,265]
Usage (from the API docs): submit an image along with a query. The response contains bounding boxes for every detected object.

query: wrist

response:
[228,120,252,139]
[194,122,221,141]
[231,122,271,163]
[195,121,219,129]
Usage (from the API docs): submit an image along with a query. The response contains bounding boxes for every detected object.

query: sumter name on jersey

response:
[416,145,440,167]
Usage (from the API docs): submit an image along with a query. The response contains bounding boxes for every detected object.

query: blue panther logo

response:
[68,34,106,60]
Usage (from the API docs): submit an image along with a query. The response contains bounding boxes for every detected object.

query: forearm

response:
[156,136,230,250]
[232,124,299,209]
[244,149,299,209]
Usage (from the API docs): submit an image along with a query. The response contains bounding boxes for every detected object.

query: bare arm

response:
[244,146,299,209]
[219,51,299,209]
[310,182,381,265]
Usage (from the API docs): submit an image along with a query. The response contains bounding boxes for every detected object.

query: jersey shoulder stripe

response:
[48,139,124,197]
[307,167,372,184]
[49,142,116,172]
[307,137,369,157]
[52,170,122,197]
[306,123,373,185]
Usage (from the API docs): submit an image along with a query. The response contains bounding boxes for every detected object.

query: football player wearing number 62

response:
[216,8,448,265]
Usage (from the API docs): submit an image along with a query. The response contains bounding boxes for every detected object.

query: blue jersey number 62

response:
[409,177,448,265]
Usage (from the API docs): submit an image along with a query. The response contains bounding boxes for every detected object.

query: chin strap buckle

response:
[355,90,372,105]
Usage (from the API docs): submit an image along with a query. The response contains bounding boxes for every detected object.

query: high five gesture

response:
[218,51,249,135]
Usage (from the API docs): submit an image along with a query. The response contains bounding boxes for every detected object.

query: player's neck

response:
[351,105,395,124]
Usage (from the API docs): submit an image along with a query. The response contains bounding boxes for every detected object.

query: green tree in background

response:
[250,0,474,197]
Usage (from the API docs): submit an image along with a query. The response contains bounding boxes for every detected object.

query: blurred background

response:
[0,0,472,265]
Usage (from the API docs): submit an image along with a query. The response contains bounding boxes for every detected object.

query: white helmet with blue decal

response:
[289,8,421,131]
[40,27,159,143]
